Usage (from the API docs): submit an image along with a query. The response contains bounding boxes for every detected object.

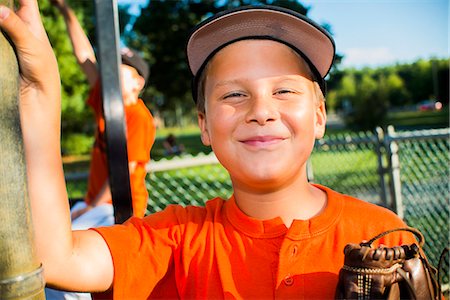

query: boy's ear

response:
[315,101,327,139]
[136,75,145,91]
[197,111,211,146]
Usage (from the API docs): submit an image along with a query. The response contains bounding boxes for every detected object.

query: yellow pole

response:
[0,0,45,298]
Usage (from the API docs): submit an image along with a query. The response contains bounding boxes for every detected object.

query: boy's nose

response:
[245,95,279,125]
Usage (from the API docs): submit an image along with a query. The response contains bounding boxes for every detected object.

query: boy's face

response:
[120,64,145,104]
[198,40,326,191]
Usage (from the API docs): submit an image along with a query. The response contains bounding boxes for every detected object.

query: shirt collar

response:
[224,184,343,240]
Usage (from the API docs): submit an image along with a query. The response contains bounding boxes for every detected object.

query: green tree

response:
[40,0,95,134]
[435,59,449,104]
[40,0,135,154]
[384,71,409,107]
[331,58,449,130]
[339,70,389,130]
[333,71,357,115]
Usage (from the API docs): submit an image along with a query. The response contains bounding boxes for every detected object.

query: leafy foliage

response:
[40,0,95,134]
[327,58,449,130]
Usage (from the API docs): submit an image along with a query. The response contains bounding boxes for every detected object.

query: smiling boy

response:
[0,2,416,299]
[198,38,328,225]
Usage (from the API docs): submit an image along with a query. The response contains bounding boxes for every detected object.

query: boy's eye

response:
[223,92,245,99]
[274,89,296,95]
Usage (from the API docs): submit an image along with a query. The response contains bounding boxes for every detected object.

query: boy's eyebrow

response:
[213,79,242,88]
[274,75,313,83]
[213,75,312,88]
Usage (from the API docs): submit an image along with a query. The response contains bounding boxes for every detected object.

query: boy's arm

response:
[51,0,98,87]
[0,1,113,292]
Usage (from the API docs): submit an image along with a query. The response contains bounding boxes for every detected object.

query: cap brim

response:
[187,5,335,79]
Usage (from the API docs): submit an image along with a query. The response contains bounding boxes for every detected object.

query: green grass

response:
[311,150,378,176]
[310,149,380,193]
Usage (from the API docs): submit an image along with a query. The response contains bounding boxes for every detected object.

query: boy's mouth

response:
[239,135,286,147]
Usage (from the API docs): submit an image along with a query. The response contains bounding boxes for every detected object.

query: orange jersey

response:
[85,81,156,218]
[93,184,416,299]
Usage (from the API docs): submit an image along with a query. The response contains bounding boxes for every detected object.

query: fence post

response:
[375,127,389,207]
[386,125,404,218]
[0,0,45,298]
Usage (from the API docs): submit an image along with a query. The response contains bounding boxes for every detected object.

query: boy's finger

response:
[16,0,40,17]
[0,5,32,48]
[16,0,47,39]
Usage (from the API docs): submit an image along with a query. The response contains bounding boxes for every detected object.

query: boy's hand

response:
[0,0,60,105]
[0,0,61,167]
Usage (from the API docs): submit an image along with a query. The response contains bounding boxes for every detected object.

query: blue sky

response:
[118,0,449,69]
[302,0,448,68]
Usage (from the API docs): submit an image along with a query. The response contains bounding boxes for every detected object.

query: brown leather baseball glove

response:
[335,227,443,300]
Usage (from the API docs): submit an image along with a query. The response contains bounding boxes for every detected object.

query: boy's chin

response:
[231,169,301,189]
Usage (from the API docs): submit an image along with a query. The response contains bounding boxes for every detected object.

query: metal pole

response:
[375,127,388,207]
[94,0,133,223]
[386,125,404,219]
[0,0,45,298]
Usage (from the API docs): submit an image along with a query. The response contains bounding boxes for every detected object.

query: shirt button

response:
[284,275,294,286]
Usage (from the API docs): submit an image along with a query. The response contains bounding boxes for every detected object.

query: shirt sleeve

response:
[91,207,183,299]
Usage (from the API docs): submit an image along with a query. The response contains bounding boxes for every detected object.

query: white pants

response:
[70,201,115,230]
[45,202,114,300]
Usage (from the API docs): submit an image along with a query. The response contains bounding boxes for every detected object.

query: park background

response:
[37,0,449,160]
[37,0,448,284]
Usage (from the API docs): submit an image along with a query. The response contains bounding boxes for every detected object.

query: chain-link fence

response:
[386,127,449,280]
[65,127,449,284]
[146,154,231,210]
[308,127,449,276]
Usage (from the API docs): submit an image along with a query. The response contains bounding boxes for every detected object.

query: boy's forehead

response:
[207,39,313,77]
